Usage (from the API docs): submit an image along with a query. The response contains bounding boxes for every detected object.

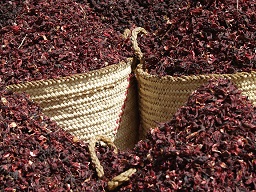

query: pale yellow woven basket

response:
[7,58,139,149]
[132,27,256,139]
[114,75,140,150]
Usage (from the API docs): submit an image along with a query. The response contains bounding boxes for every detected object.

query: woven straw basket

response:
[132,27,256,139]
[114,75,140,149]
[7,58,139,149]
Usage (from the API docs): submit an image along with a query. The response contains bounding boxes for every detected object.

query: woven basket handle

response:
[88,135,118,178]
[88,135,136,191]
[108,168,136,191]
[122,28,132,39]
[131,27,147,63]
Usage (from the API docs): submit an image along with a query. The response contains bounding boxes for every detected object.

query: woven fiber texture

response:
[7,58,135,143]
[114,75,140,150]
[136,64,256,139]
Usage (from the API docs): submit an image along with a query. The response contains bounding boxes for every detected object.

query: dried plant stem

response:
[186,128,205,140]
[74,2,86,20]
[18,34,27,49]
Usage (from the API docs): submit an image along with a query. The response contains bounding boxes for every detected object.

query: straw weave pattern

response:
[114,75,140,149]
[136,64,256,138]
[7,59,134,142]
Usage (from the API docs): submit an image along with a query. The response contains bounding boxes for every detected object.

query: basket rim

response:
[136,64,256,82]
[7,58,133,89]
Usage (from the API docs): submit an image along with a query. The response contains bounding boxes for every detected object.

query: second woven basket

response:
[131,27,256,139]
[7,58,139,149]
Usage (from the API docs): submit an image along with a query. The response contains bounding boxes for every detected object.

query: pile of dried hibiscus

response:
[0,85,130,191]
[1,0,256,191]
[137,0,255,76]
[1,78,255,191]
[115,78,256,191]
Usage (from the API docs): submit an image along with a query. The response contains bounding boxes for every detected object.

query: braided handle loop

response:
[131,27,147,63]
[88,135,118,178]
[122,28,131,39]
[108,168,137,191]
[88,135,136,190]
